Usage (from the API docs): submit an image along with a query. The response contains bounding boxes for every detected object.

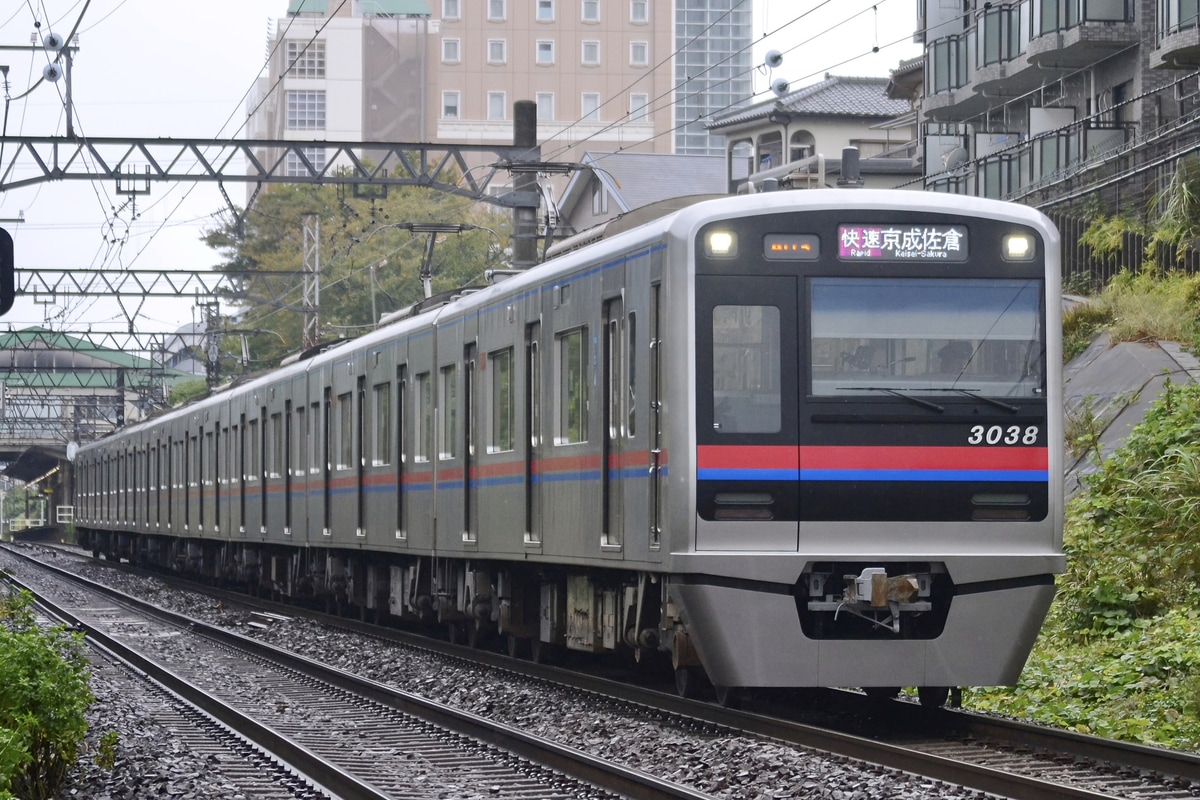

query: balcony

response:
[1026,0,1137,69]
[1152,0,1200,69]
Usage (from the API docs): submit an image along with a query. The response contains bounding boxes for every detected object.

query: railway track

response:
[6,542,1200,800]
[1,546,713,800]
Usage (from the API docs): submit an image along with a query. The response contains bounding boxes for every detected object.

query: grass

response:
[969,290,1200,749]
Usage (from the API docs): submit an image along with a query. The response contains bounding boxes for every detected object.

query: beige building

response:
[248,0,678,191]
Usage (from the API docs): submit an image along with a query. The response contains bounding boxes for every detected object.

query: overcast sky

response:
[0,0,919,333]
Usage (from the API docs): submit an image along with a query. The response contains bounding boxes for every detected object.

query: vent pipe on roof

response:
[837,147,864,188]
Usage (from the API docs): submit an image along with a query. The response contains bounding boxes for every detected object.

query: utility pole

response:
[302,214,321,351]
[511,101,540,269]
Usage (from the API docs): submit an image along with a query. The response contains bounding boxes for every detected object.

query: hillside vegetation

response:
[969,270,1200,750]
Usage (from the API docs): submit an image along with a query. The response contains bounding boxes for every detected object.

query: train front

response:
[665,190,1065,699]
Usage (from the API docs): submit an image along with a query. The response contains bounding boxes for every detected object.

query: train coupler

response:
[807,568,932,634]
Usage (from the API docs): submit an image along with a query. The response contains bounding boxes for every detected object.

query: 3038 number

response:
[968,425,1039,445]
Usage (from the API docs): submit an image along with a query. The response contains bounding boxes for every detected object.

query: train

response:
[72,188,1065,707]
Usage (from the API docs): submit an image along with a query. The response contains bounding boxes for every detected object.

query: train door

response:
[601,297,626,552]
[694,275,801,550]
[464,342,478,541]
[524,322,541,547]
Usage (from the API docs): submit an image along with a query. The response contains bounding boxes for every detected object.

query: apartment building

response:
[249,0,756,180]
[913,0,1200,215]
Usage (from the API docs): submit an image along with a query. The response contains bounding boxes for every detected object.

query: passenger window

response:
[556,327,588,444]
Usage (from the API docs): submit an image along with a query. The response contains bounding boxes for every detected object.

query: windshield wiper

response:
[839,387,944,413]
[926,388,1020,413]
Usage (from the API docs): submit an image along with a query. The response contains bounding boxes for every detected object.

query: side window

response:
[556,328,588,444]
[294,406,307,475]
[439,364,458,459]
[269,413,283,478]
[337,392,353,470]
[246,419,260,480]
[712,305,781,434]
[490,348,514,453]
[415,372,432,463]
[373,383,391,466]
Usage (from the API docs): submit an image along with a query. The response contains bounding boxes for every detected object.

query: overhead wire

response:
[540,0,915,166]
[117,0,346,279]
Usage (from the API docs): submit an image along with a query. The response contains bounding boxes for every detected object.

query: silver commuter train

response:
[73,189,1065,705]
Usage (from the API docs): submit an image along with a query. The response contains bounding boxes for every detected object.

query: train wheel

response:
[466,621,481,649]
[506,634,523,659]
[675,666,703,699]
[714,685,744,709]
[918,686,950,708]
[530,637,554,664]
[863,686,900,702]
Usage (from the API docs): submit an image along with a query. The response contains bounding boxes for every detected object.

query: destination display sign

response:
[838,224,968,261]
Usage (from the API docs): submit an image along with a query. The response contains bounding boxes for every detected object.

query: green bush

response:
[972,380,1200,749]
[0,589,92,800]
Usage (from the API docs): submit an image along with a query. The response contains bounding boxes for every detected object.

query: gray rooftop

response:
[709,74,912,130]
[566,152,729,215]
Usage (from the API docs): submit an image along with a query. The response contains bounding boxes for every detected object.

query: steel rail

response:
[2,547,720,800]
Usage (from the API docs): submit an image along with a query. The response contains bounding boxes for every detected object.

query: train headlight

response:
[1002,233,1035,261]
[705,230,738,258]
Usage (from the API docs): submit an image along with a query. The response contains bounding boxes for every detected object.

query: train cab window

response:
[556,327,588,444]
[439,364,458,460]
[712,305,781,434]
[489,348,514,453]
[337,392,353,470]
[809,277,1044,397]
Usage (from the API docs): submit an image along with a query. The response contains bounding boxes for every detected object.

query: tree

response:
[203,175,510,373]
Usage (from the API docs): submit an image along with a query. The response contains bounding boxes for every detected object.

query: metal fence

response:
[1050,212,1200,293]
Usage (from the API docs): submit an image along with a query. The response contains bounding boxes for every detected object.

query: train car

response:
[73,189,1064,705]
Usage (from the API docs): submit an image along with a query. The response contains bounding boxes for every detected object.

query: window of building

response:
[631,0,647,23]
[442,90,460,119]
[285,146,327,177]
[556,328,588,444]
[536,40,555,64]
[537,0,554,21]
[536,92,555,120]
[582,0,599,22]
[592,185,608,215]
[581,92,600,121]
[582,40,600,65]
[286,90,325,129]
[488,39,506,64]
[629,93,649,121]
[442,37,460,62]
[488,91,506,120]
[630,40,648,66]
[488,0,506,20]
[285,39,325,78]
[443,0,460,19]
